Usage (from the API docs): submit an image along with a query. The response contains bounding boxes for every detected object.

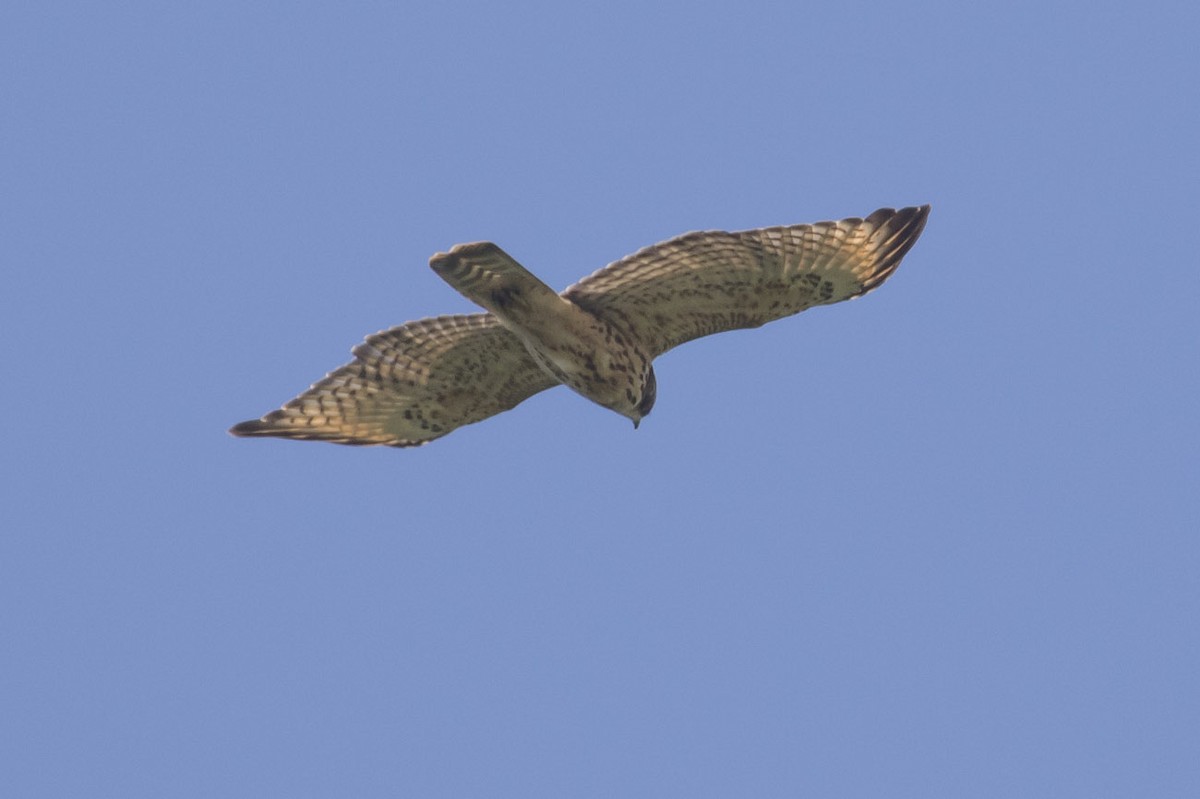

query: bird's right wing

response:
[230,314,557,447]
[564,206,929,357]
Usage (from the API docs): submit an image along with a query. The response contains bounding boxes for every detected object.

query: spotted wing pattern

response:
[564,206,929,357]
[229,314,556,447]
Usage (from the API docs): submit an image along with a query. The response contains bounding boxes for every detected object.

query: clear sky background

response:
[4,2,1198,796]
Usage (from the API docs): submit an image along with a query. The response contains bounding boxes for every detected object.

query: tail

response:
[429,242,565,318]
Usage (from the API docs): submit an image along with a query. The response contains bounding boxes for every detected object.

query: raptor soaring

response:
[230,205,929,447]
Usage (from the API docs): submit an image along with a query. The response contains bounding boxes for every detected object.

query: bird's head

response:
[630,365,657,429]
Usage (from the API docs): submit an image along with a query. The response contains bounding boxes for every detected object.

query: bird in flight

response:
[230,205,929,447]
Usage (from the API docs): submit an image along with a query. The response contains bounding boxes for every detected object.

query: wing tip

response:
[228,417,430,447]
[865,203,930,230]
[858,204,931,293]
[228,418,272,437]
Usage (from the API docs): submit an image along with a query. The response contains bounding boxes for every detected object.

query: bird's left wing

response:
[230,314,557,447]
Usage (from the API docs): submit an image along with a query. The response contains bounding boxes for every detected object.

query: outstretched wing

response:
[564,206,929,357]
[229,314,557,447]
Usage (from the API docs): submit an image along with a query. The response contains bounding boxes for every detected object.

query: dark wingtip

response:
[908,204,931,231]
[891,204,931,252]
[229,419,271,437]
[858,204,931,293]
[865,204,930,230]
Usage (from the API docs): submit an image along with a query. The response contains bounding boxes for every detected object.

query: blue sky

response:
[4,1,1198,796]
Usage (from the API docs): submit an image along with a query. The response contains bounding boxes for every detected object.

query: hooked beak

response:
[632,418,640,430]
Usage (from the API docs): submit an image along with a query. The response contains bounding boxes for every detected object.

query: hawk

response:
[231,205,929,447]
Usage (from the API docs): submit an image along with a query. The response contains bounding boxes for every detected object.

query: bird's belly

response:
[487,294,649,419]
[523,340,638,412]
